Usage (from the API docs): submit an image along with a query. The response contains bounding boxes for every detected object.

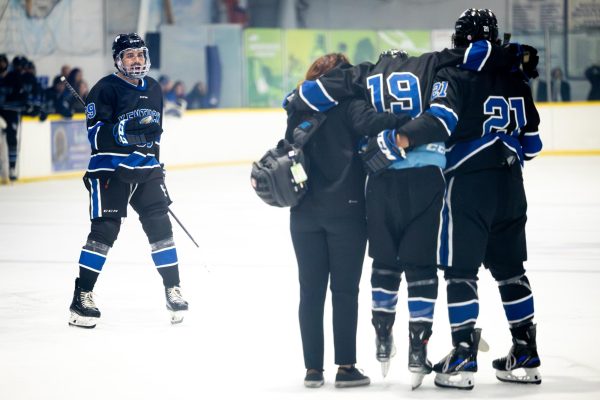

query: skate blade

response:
[68,312,97,329]
[434,372,475,390]
[478,336,490,352]
[411,372,426,390]
[169,310,185,324]
[380,361,390,377]
[496,368,541,384]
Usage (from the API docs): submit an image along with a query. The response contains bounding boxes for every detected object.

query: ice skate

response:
[372,313,396,377]
[165,285,188,324]
[493,324,541,384]
[68,278,100,329]
[408,322,433,390]
[433,328,482,390]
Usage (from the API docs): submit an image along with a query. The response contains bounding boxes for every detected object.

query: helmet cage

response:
[115,47,151,79]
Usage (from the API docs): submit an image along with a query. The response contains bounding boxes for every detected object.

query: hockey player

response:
[395,9,543,389]
[68,33,188,328]
[284,35,533,390]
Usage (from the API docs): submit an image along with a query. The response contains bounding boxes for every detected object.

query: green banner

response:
[284,29,330,90]
[330,30,379,64]
[244,29,285,107]
[377,30,432,57]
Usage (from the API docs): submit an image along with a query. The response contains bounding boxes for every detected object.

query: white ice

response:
[1,156,599,400]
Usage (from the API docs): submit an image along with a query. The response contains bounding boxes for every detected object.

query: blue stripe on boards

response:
[504,295,534,323]
[299,80,337,112]
[152,247,178,268]
[448,301,479,326]
[78,249,107,272]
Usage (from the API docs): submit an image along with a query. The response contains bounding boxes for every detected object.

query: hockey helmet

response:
[378,49,409,62]
[112,33,151,79]
[452,8,499,48]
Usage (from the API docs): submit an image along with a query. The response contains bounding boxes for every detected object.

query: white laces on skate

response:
[166,287,185,304]
[80,291,98,309]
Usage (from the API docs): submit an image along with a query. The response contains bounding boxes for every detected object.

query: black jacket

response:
[285,98,402,217]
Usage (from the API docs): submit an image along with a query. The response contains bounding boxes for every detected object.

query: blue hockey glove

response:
[113,115,163,146]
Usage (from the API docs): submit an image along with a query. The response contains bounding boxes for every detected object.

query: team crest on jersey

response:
[431,81,448,100]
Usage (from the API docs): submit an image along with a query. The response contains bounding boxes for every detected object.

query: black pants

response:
[0,109,20,176]
[290,212,367,369]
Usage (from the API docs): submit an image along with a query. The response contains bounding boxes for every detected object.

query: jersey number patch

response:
[86,103,96,119]
[366,72,422,118]
[482,96,526,137]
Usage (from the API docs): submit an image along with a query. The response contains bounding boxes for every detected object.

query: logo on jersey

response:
[431,81,448,100]
[86,103,96,119]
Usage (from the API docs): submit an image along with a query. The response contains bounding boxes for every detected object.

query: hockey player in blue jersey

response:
[283,32,535,389]
[67,33,188,328]
[395,9,543,389]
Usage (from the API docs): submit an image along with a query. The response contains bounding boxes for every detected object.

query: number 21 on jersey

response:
[482,96,526,137]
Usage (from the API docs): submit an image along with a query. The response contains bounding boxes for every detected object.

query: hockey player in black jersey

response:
[396,9,543,389]
[68,33,188,328]
[283,28,532,390]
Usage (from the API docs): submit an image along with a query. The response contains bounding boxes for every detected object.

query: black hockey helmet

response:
[452,8,499,48]
[112,33,151,79]
[378,49,409,63]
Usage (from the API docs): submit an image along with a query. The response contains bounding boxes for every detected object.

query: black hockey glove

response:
[359,130,406,175]
[520,44,539,79]
[113,116,162,146]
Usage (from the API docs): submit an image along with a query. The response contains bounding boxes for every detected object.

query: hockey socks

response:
[151,237,180,287]
[497,274,535,329]
[406,267,438,324]
[446,278,479,345]
[78,240,110,291]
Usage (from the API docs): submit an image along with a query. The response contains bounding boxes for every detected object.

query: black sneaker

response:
[335,366,370,388]
[304,369,324,388]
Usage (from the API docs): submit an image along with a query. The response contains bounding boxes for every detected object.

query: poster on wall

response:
[329,30,379,64]
[244,29,285,108]
[284,29,329,91]
[568,0,600,29]
[511,0,564,31]
[50,119,89,172]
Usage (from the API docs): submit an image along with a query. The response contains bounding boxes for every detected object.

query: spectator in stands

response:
[60,64,70,79]
[186,81,209,109]
[165,80,187,117]
[537,67,570,102]
[159,75,173,96]
[67,68,83,94]
[70,80,89,113]
[42,75,72,117]
[585,64,600,101]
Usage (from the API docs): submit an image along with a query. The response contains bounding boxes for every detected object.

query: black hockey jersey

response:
[85,73,163,183]
[400,66,542,175]
[285,41,518,170]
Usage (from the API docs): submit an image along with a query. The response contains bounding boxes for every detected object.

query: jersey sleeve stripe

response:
[87,121,104,151]
[427,104,458,135]
[299,80,338,112]
[462,41,492,72]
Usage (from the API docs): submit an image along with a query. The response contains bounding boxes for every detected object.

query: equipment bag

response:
[250,113,326,208]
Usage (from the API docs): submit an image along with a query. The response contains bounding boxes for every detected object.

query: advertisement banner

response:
[51,119,89,172]
[329,30,379,64]
[284,29,329,91]
[244,29,285,107]
[377,30,432,56]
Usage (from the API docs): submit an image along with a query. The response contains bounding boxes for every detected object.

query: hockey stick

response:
[60,76,200,248]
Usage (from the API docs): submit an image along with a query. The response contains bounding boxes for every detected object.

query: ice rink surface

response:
[1,156,599,400]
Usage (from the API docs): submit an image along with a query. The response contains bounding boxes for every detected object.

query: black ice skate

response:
[68,278,101,329]
[408,322,433,390]
[165,285,188,324]
[372,313,396,377]
[493,324,541,384]
[433,328,482,390]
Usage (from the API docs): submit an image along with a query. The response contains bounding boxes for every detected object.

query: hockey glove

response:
[359,130,406,175]
[520,44,539,80]
[113,116,162,146]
